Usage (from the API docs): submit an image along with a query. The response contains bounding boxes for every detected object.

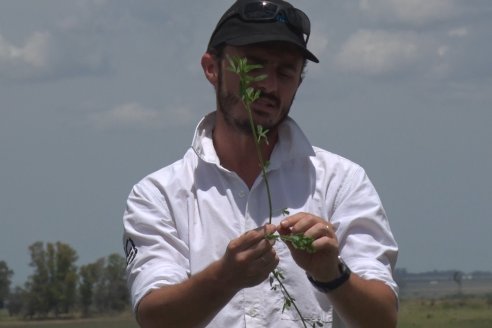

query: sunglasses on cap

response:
[215,0,311,44]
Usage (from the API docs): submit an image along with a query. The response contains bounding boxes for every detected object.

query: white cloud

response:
[359,0,458,25]
[335,30,425,75]
[448,27,468,38]
[21,32,51,68]
[90,102,196,129]
[90,103,162,129]
[437,45,449,58]
[0,32,52,78]
[0,19,109,82]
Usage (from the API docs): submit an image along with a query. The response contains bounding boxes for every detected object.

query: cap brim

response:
[226,34,319,63]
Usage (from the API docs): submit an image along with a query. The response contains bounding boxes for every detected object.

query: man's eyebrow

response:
[245,55,266,65]
[245,55,299,72]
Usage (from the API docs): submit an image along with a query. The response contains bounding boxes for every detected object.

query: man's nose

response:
[254,68,278,94]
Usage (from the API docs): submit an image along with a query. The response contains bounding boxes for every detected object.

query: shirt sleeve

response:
[122,177,190,314]
[331,165,399,298]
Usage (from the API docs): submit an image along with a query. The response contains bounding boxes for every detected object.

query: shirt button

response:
[247,308,257,317]
[238,190,246,198]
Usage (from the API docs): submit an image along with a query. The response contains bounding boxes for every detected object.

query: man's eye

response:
[279,70,294,79]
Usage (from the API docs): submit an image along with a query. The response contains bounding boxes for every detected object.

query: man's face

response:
[216,42,304,135]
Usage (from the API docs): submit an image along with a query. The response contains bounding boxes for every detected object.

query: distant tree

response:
[0,260,14,308]
[78,253,129,315]
[54,242,78,314]
[25,241,78,318]
[93,253,129,313]
[79,258,105,317]
[104,253,129,312]
[26,242,50,317]
[6,286,26,317]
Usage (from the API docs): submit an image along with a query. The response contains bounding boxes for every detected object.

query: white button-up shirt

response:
[123,112,398,327]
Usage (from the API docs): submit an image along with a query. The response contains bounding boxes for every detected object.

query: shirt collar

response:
[191,112,219,165]
[191,112,315,168]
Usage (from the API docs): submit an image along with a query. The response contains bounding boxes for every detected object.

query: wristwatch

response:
[307,256,351,293]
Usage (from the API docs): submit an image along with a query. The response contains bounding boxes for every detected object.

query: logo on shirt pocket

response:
[125,238,138,265]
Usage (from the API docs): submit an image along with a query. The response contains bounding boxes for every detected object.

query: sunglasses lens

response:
[239,1,311,43]
[243,2,279,20]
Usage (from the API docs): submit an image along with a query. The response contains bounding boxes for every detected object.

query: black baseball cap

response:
[207,0,319,63]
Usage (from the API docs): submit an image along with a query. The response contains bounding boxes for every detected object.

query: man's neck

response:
[213,119,278,189]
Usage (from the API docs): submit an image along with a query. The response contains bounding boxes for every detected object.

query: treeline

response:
[0,241,129,319]
[394,268,492,282]
[393,268,492,291]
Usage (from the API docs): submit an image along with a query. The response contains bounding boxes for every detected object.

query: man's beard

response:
[216,65,293,136]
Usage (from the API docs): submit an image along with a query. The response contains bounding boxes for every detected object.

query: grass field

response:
[398,296,492,328]
[1,295,491,327]
[0,312,138,328]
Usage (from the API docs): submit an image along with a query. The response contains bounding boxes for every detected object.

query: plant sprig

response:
[227,55,323,327]
[266,234,316,254]
[227,55,273,223]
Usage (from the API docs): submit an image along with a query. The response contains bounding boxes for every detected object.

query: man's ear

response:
[201,52,219,87]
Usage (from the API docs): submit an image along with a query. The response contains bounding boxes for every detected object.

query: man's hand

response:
[219,224,279,291]
[278,212,340,282]
[137,224,279,328]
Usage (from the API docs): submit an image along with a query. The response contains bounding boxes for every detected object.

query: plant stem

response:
[228,55,317,327]
[244,98,274,223]
[273,271,309,328]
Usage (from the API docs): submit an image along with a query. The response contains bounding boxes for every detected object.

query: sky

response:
[1,0,491,286]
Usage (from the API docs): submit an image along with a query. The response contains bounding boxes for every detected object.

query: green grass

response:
[2,295,492,327]
[0,311,138,328]
[398,295,492,328]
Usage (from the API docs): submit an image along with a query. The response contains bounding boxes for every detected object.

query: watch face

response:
[338,256,351,274]
[338,261,347,274]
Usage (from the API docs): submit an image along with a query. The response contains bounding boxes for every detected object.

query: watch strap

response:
[307,257,351,292]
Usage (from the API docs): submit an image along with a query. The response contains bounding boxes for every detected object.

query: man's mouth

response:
[250,97,279,114]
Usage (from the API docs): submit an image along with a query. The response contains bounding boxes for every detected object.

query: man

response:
[123,0,399,327]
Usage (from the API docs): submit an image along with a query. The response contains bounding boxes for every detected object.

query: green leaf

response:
[280,234,316,253]
[243,63,262,73]
[282,299,292,313]
[256,125,270,144]
[254,74,267,82]
[245,87,255,99]
[226,55,239,73]
[244,75,255,85]
[253,89,262,102]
